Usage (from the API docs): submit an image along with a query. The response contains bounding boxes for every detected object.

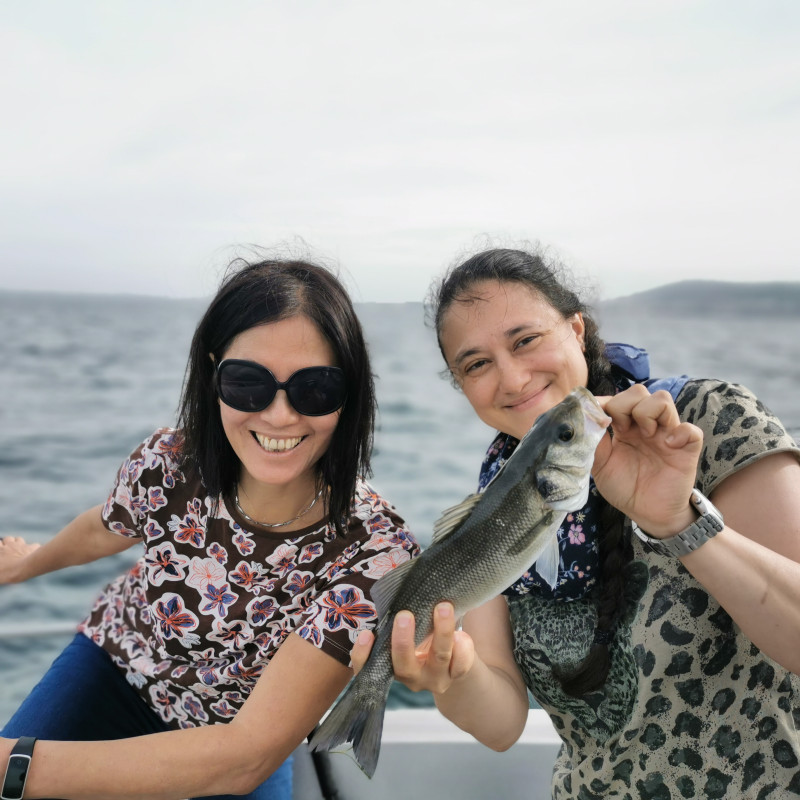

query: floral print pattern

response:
[80,429,419,728]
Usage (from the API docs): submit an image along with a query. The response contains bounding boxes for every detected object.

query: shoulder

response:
[346,478,420,552]
[675,379,799,493]
[115,428,189,487]
[351,477,402,518]
[140,427,184,462]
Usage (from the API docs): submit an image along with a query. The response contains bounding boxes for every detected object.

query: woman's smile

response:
[251,431,305,453]
[503,383,550,412]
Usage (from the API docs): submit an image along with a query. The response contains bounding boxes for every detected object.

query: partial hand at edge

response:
[0,536,41,584]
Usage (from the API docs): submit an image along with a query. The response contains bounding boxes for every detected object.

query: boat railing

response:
[0,621,79,639]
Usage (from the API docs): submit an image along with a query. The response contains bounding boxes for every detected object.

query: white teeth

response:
[254,433,303,452]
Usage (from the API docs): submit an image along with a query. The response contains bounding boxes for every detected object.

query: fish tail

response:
[309,676,388,778]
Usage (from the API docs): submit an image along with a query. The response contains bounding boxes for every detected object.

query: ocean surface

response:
[1,290,798,725]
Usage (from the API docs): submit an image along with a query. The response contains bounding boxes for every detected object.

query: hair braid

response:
[552,318,631,696]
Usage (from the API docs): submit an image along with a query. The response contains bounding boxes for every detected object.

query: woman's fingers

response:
[599,388,703,458]
[429,603,457,669]
[599,387,679,438]
[390,610,420,682]
[665,421,704,450]
[350,629,374,676]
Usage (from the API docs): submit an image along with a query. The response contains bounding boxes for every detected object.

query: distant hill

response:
[599,280,800,318]
[1,281,797,318]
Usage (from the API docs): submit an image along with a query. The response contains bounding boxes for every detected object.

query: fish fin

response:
[309,677,387,778]
[370,558,417,619]
[534,531,561,589]
[431,493,483,545]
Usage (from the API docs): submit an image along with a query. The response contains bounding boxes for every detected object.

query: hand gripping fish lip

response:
[576,386,612,437]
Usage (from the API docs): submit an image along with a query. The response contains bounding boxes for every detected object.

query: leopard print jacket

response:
[509,380,800,799]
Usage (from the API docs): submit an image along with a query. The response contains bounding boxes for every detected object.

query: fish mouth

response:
[574,387,611,434]
[545,475,592,512]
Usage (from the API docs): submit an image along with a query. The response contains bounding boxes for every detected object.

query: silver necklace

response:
[234,487,323,529]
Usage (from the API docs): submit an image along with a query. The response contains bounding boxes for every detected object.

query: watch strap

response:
[631,488,724,557]
[1,737,37,800]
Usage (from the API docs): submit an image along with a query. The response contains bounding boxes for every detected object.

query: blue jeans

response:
[1,633,292,800]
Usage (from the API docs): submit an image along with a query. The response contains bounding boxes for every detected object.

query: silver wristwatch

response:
[630,488,724,557]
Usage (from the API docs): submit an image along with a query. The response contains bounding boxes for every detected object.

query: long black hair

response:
[177,257,375,537]
[428,247,629,697]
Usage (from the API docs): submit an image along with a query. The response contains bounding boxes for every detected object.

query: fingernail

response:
[357,629,371,645]
[396,612,412,628]
[437,603,453,618]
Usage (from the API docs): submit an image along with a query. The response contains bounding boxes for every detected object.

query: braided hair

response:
[427,247,630,697]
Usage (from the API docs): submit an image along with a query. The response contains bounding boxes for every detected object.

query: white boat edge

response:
[292,708,561,799]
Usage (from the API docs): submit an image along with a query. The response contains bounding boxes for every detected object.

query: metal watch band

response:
[1,736,37,800]
[631,488,724,558]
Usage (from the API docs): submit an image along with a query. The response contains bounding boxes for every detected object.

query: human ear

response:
[570,313,586,350]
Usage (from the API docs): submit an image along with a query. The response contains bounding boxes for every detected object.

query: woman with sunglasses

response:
[351,247,800,797]
[0,257,419,800]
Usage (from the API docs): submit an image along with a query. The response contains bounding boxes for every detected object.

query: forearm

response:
[681,527,800,674]
[434,653,530,751]
[13,505,135,582]
[15,722,276,800]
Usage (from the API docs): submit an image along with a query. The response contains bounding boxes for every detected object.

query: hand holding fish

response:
[592,385,704,538]
[351,603,475,693]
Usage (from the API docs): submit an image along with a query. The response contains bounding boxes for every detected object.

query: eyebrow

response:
[451,324,533,368]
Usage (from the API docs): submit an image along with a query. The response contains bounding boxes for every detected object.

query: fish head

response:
[520,387,610,512]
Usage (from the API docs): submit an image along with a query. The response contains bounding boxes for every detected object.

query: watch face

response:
[1,754,30,800]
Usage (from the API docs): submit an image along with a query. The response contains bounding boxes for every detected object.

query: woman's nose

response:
[258,389,300,422]
[497,355,529,395]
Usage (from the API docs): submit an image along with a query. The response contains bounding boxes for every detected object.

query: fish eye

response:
[557,423,575,442]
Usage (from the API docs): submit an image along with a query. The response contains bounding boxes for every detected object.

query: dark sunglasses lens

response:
[218,362,277,411]
[286,367,346,415]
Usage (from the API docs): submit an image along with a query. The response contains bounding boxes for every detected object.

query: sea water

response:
[0,291,798,724]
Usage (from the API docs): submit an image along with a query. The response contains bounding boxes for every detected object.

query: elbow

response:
[212,735,290,796]
[229,757,287,796]
[223,766,271,797]
[492,739,517,753]
[484,729,523,753]
[476,708,528,752]
[215,762,262,797]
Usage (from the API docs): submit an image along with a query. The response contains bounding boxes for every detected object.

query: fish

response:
[309,386,610,777]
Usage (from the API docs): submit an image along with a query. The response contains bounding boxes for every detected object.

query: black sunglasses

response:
[216,359,347,416]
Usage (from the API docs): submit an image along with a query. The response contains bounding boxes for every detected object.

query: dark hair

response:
[177,257,375,538]
[428,247,629,697]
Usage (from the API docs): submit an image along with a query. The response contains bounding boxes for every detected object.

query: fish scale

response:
[310,387,610,777]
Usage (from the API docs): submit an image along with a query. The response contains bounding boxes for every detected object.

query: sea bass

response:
[309,387,610,777]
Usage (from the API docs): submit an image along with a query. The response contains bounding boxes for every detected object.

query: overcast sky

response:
[1,1,798,302]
